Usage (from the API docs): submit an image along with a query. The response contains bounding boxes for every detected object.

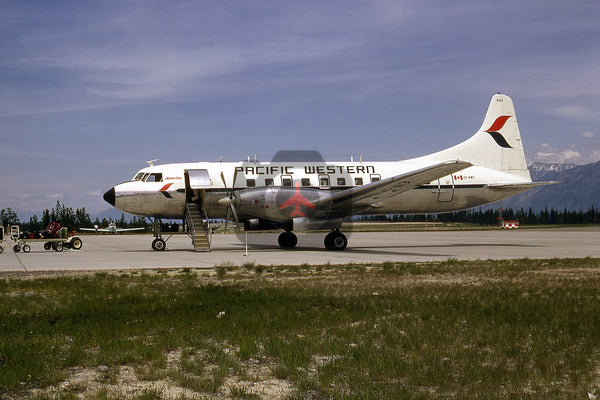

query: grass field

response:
[1,258,600,399]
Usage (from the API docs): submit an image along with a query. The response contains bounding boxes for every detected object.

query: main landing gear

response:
[278,231,298,249]
[277,229,348,250]
[324,230,348,250]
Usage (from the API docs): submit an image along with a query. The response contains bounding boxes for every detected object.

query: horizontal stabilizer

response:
[487,181,561,191]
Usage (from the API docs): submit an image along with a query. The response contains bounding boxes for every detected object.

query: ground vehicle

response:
[0,226,4,253]
[10,222,83,253]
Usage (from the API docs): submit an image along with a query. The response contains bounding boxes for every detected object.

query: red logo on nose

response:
[280,182,316,217]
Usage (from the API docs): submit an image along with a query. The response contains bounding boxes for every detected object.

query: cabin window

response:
[301,178,311,187]
[281,175,292,186]
[246,179,256,187]
[370,174,381,183]
[354,177,363,186]
[147,173,163,182]
[265,178,274,186]
[337,177,346,186]
[319,174,330,189]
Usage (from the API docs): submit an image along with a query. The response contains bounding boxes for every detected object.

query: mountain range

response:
[490,161,600,211]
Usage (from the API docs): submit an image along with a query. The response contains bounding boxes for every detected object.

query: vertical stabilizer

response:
[421,94,532,182]
[478,94,531,180]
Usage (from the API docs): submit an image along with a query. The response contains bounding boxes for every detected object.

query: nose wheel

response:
[152,238,166,251]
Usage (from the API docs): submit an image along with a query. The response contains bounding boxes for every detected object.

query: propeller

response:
[218,169,240,231]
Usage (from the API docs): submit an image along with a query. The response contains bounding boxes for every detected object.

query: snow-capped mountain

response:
[528,162,577,182]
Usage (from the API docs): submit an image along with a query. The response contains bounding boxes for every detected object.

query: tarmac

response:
[1,227,599,273]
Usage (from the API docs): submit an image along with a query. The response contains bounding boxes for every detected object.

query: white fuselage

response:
[109,159,527,219]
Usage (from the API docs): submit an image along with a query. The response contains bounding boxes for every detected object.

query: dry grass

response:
[1,258,600,399]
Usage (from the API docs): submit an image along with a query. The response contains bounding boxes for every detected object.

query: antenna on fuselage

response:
[146,159,159,167]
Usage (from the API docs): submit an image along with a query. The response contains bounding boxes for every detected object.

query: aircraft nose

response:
[103,187,116,206]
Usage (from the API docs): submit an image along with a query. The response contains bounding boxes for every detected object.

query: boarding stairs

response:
[185,203,211,252]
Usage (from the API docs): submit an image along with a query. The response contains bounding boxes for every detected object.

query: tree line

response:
[3,202,600,233]
[1,201,149,232]
[358,206,600,225]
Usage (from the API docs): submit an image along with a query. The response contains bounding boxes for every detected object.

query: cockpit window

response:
[146,173,163,182]
[133,172,163,182]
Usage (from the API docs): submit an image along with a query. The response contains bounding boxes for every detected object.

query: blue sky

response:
[1,0,599,215]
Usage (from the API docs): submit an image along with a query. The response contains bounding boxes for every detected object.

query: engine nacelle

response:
[236,186,330,221]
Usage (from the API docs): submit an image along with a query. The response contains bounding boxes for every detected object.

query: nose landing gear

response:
[151,218,167,251]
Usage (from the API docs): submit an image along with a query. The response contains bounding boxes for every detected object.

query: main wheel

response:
[324,231,347,250]
[13,244,21,253]
[70,237,83,250]
[0,246,3,254]
[152,238,166,251]
[23,245,31,253]
[44,242,52,250]
[278,231,298,249]
[55,243,63,252]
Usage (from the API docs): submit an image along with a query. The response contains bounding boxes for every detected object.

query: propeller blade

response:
[220,168,240,231]
[224,206,231,232]
[230,203,240,231]
[220,171,227,192]
[231,167,238,194]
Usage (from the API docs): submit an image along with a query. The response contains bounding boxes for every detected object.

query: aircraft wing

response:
[79,227,99,231]
[115,227,145,232]
[314,160,472,216]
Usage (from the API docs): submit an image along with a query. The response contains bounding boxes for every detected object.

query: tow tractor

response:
[10,222,83,253]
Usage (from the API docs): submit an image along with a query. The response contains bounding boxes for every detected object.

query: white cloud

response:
[581,131,596,139]
[552,105,596,120]
[533,144,600,164]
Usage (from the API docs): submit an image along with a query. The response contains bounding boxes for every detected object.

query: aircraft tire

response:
[324,231,347,250]
[0,246,3,254]
[70,237,83,250]
[13,245,21,253]
[23,245,31,253]
[278,231,298,249]
[55,243,63,252]
[44,242,52,250]
[152,238,166,251]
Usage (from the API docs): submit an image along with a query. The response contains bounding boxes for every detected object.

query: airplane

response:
[80,223,145,234]
[102,93,556,251]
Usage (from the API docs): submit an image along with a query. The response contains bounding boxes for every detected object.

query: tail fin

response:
[422,93,532,181]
